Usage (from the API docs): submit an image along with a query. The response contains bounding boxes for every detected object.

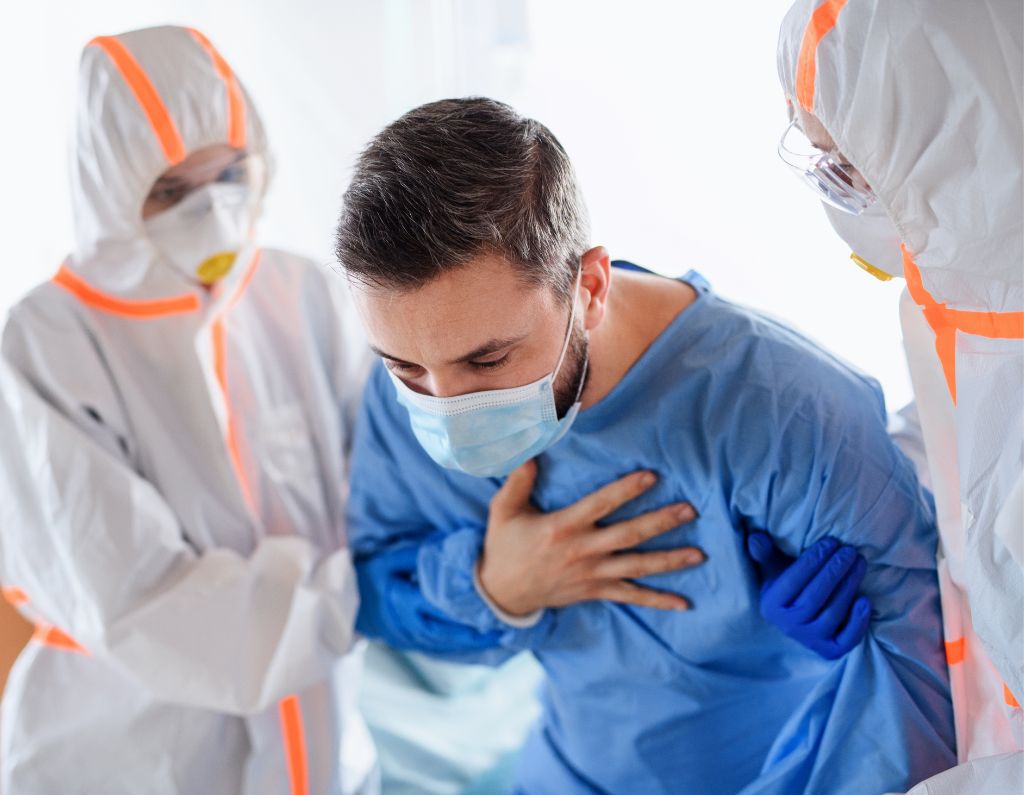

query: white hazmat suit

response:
[0,25,376,794]
[778,0,1023,790]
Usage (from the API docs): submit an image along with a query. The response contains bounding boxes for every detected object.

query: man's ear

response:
[580,245,611,332]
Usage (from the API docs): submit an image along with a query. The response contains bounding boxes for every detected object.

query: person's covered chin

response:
[823,201,905,280]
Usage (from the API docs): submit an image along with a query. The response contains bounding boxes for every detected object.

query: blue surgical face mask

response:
[388,272,587,478]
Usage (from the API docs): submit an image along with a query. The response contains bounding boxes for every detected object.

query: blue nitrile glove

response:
[747,533,872,660]
[355,544,502,654]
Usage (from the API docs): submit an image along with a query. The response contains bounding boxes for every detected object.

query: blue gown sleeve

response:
[347,364,553,664]
[729,371,956,794]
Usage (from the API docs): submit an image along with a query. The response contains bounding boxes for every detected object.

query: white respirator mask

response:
[823,201,905,280]
[144,182,254,285]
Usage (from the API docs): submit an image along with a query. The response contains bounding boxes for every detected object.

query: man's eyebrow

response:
[369,344,414,365]
[450,336,527,365]
[369,336,527,367]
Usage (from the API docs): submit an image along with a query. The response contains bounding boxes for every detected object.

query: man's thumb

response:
[490,459,538,519]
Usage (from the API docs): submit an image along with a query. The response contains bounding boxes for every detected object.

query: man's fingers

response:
[581,502,696,555]
[597,580,691,611]
[808,555,867,638]
[558,470,659,527]
[591,547,705,581]
[790,545,858,623]
[770,537,841,606]
[489,459,538,520]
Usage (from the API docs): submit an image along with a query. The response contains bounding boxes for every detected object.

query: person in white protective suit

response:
[776,0,1023,790]
[0,25,379,794]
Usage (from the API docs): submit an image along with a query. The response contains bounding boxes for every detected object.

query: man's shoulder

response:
[656,293,888,433]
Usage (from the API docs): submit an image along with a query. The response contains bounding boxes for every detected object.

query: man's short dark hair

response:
[335,97,590,297]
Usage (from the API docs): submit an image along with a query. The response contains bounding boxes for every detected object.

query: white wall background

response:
[0,0,911,407]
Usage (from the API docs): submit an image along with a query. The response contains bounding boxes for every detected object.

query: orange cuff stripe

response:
[795,0,848,112]
[2,586,28,606]
[32,624,88,655]
[89,36,186,165]
[279,696,310,795]
[53,266,200,318]
[1005,684,1021,709]
[944,636,966,665]
[187,29,247,148]
[903,247,1024,405]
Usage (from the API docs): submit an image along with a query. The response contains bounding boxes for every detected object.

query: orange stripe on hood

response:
[187,29,247,149]
[89,36,187,165]
[796,0,849,112]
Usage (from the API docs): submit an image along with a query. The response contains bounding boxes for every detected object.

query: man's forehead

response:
[350,257,555,361]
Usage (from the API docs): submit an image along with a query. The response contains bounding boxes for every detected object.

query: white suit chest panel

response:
[77,261,343,556]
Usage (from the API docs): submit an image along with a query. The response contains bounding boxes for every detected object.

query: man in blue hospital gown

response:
[336,97,956,794]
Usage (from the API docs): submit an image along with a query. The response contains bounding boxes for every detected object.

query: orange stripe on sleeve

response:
[279,695,310,795]
[795,0,849,112]
[89,36,187,165]
[944,636,966,665]
[53,266,200,318]
[1006,684,1021,709]
[187,29,247,148]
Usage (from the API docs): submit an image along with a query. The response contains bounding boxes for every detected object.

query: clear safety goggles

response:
[145,151,265,216]
[777,120,876,215]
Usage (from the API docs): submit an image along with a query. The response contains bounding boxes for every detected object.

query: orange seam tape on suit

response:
[89,36,186,165]
[210,251,262,514]
[2,586,28,607]
[944,637,966,666]
[53,265,200,318]
[1005,684,1021,709]
[903,247,1024,404]
[187,29,247,148]
[6,589,89,655]
[795,0,849,111]
[278,695,310,795]
[32,625,89,655]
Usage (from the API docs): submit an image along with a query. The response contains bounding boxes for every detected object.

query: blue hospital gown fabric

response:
[347,266,956,795]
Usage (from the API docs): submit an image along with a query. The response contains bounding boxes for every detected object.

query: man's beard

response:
[554,320,589,418]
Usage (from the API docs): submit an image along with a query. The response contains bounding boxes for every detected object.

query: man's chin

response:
[554,332,589,418]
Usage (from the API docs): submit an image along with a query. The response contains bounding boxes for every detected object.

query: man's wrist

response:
[473,560,544,629]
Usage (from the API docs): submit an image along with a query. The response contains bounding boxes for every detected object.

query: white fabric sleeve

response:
[887,400,931,491]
